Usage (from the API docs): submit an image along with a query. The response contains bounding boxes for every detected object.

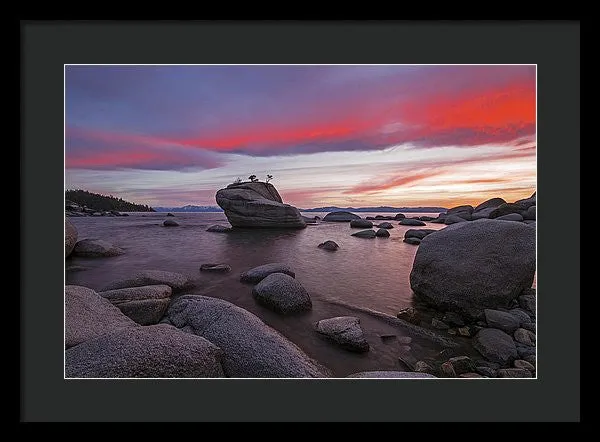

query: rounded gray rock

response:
[65,218,78,258]
[403,237,422,245]
[473,328,518,366]
[240,263,295,283]
[404,229,436,240]
[351,229,377,238]
[377,222,394,229]
[474,198,506,212]
[99,285,172,325]
[65,324,224,378]
[206,225,232,233]
[514,328,536,346]
[410,219,536,316]
[394,213,406,220]
[315,316,369,352]
[167,295,330,377]
[444,215,468,225]
[375,228,390,237]
[252,273,312,314]
[399,219,427,226]
[73,239,125,257]
[484,309,521,334]
[322,211,361,222]
[163,219,179,227]
[495,213,524,222]
[318,240,339,251]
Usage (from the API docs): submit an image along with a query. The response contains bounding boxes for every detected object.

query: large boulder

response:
[252,273,312,314]
[410,219,535,316]
[444,215,468,225]
[323,211,361,222]
[215,182,306,228]
[404,229,436,240]
[495,213,524,222]
[73,239,124,257]
[240,263,295,283]
[315,316,369,352]
[473,328,518,366]
[474,198,506,212]
[350,219,373,228]
[102,270,192,292]
[99,285,172,325]
[65,324,224,378]
[399,219,426,226]
[514,192,536,209]
[166,295,330,377]
[65,285,138,349]
[471,207,496,220]
[347,371,436,378]
[65,218,78,258]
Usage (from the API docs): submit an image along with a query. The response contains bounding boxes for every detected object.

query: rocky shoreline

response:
[64,188,536,378]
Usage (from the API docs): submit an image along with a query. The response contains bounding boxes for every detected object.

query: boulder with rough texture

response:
[444,215,468,225]
[65,285,138,349]
[323,211,361,222]
[347,371,436,378]
[514,328,536,346]
[200,263,232,272]
[403,237,421,245]
[473,328,518,366]
[65,324,224,378]
[446,205,474,215]
[163,219,179,227]
[206,225,231,233]
[514,192,536,209]
[410,219,536,316]
[377,222,394,229]
[73,239,125,257]
[215,182,306,228]
[350,219,373,228]
[399,219,426,226]
[102,270,191,292]
[65,219,78,258]
[99,285,172,325]
[315,316,369,352]
[489,203,529,219]
[484,309,521,334]
[474,198,506,212]
[252,273,312,314]
[375,228,390,238]
[495,213,524,222]
[471,207,497,220]
[318,240,339,251]
[404,229,436,240]
[351,229,377,238]
[167,295,330,377]
[523,206,536,220]
[240,263,295,283]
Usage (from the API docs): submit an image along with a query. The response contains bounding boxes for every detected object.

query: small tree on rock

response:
[266,174,273,183]
[248,174,258,182]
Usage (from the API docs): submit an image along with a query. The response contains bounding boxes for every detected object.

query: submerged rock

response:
[102,270,192,292]
[410,219,535,316]
[314,316,369,352]
[167,295,330,377]
[377,222,394,229]
[73,239,125,257]
[215,181,306,228]
[240,263,295,283]
[252,273,312,314]
[403,237,422,245]
[206,224,231,233]
[322,211,361,222]
[200,263,232,272]
[163,219,179,227]
[65,218,78,258]
[65,324,224,378]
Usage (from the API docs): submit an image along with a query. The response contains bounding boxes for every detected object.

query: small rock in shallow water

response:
[514,328,536,346]
[206,225,231,233]
[497,368,533,378]
[375,228,390,237]
[377,222,394,229]
[432,318,450,329]
[200,263,232,272]
[163,219,179,227]
[440,361,457,377]
[240,263,295,283]
[318,240,339,251]
[513,359,535,371]
[253,273,312,314]
[403,237,422,245]
[351,229,377,238]
[314,316,369,353]
[399,219,426,226]
[350,219,373,228]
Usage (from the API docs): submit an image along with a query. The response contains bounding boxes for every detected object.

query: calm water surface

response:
[66,212,528,376]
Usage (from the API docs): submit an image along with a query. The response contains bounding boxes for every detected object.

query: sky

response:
[65,65,536,209]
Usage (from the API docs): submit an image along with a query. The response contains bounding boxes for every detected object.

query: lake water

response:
[65,212,528,377]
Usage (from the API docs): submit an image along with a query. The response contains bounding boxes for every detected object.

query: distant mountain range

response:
[154,205,447,213]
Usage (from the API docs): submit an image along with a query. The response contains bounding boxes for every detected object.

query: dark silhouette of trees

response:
[65,189,155,212]
[266,174,273,183]
[248,175,258,182]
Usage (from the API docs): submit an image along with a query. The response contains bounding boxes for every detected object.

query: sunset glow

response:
[65,65,536,208]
